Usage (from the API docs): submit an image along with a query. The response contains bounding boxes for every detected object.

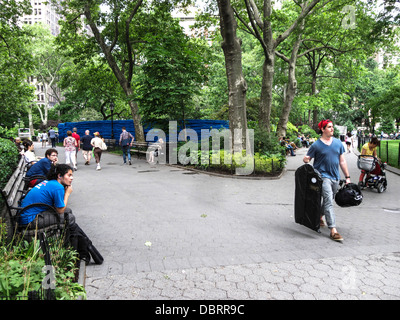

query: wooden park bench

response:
[130,141,149,159]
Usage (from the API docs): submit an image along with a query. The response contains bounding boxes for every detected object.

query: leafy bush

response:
[0,138,19,189]
[253,126,284,155]
[0,222,86,300]
[178,146,285,176]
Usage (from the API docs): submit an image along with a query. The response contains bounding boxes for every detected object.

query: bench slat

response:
[2,158,25,196]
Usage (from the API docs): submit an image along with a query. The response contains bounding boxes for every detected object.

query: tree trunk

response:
[276,20,305,137]
[84,4,145,142]
[259,55,274,132]
[217,0,248,150]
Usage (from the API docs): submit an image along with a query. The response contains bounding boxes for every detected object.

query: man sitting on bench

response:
[20,164,75,229]
[25,148,58,187]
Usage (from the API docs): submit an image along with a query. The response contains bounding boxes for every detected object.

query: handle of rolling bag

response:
[87,241,104,265]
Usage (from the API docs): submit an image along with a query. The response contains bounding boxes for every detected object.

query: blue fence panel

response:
[58,119,229,143]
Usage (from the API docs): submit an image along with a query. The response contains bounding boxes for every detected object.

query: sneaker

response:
[96,164,101,171]
[129,160,132,165]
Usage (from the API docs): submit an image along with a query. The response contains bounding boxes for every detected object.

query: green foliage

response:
[0,138,19,189]
[0,222,86,300]
[297,124,319,139]
[176,142,285,175]
[253,126,284,155]
[135,7,211,122]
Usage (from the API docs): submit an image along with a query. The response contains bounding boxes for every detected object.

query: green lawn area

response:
[378,140,400,169]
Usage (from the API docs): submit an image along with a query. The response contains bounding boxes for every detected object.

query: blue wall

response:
[58,119,229,143]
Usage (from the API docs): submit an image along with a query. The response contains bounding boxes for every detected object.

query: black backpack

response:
[335,182,363,207]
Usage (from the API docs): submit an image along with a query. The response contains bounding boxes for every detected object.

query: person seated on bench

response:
[148,138,164,163]
[20,164,75,228]
[25,148,58,187]
[22,139,42,166]
[279,136,296,156]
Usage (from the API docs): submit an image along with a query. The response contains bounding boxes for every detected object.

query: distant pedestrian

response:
[49,128,56,147]
[41,131,48,148]
[72,127,81,165]
[91,132,105,171]
[81,130,93,165]
[119,126,134,165]
[63,130,78,171]
[345,132,352,153]
[303,119,351,242]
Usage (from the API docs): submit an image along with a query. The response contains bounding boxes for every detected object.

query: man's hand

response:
[303,155,311,163]
[65,185,73,195]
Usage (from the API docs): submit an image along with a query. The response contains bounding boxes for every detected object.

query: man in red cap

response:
[303,119,351,241]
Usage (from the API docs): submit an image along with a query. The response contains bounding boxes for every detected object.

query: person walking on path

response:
[49,128,57,148]
[345,132,352,153]
[63,130,78,171]
[81,130,93,165]
[41,131,48,148]
[303,119,351,242]
[72,127,81,165]
[119,126,134,165]
[91,132,105,171]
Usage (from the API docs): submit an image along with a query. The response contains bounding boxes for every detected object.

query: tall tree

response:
[235,0,321,134]
[217,0,248,149]
[0,0,34,128]
[26,23,68,127]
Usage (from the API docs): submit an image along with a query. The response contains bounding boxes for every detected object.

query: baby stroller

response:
[357,155,387,193]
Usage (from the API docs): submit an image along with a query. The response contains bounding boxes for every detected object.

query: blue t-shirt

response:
[20,180,65,225]
[306,138,345,181]
[26,157,52,178]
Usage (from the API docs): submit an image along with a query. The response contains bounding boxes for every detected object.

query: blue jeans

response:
[122,145,131,163]
[321,178,339,228]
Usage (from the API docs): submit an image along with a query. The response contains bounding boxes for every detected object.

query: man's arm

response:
[56,186,73,214]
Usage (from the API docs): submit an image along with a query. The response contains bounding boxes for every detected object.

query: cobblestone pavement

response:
[87,252,400,300]
[33,142,400,301]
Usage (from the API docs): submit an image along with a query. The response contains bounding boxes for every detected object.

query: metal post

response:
[110,102,114,140]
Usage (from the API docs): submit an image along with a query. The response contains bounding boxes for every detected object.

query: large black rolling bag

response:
[294,164,323,233]
[69,223,104,265]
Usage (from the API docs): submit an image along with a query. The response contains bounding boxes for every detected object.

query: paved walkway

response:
[33,141,400,301]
